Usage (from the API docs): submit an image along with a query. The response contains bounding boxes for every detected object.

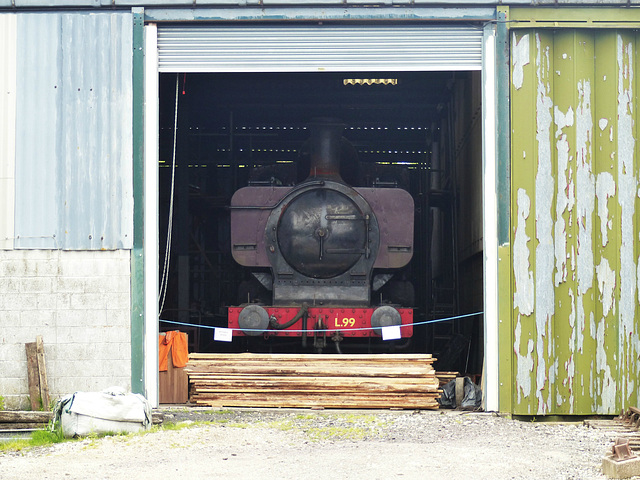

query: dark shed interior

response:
[157,70,484,376]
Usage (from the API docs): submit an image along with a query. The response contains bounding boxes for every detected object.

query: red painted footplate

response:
[228,306,413,337]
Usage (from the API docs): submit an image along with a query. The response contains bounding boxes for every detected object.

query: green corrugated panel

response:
[509,28,640,415]
[591,30,620,415]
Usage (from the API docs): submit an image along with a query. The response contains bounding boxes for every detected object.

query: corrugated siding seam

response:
[15,12,134,250]
[0,14,16,250]
[157,26,484,72]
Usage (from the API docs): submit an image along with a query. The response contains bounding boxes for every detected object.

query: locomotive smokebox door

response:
[277,188,368,279]
[265,179,379,306]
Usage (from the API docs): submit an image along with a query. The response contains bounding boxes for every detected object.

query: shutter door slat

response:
[157,25,483,72]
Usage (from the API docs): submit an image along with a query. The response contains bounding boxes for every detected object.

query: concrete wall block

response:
[0,259,27,277]
[69,292,108,310]
[108,359,132,377]
[31,258,61,277]
[16,250,55,261]
[3,395,29,410]
[56,293,72,310]
[58,258,99,277]
[85,376,130,393]
[117,343,132,361]
[56,325,105,344]
[58,256,127,278]
[0,358,26,381]
[20,277,53,293]
[19,309,55,328]
[36,294,58,310]
[1,326,57,345]
[105,292,130,311]
[0,343,25,361]
[51,344,89,363]
[93,257,130,277]
[101,325,130,344]
[54,277,87,293]
[56,309,107,327]
[0,376,29,398]
[0,310,21,328]
[2,293,38,311]
[54,275,129,295]
[106,308,130,328]
[0,277,20,293]
[52,376,92,396]
[62,359,120,378]
[82,276,124,294]
[24,257,58,276]
[53,343,120,363]
[113,275,131,293]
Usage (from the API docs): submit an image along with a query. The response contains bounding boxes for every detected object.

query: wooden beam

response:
[35,336,50,410]
[25,342,41,411]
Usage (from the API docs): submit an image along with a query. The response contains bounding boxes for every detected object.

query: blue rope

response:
[159,311,483,334]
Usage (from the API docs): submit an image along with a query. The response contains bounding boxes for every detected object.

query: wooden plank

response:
[193,381,438,391]
[189,378,439,389]
[190,375,434,383]
[186,365,435,377]
[35,335,50,410]
[0,423,48,430]
[159,345,189,404]
[25,342,41,411]
[188,353,434,361]
[0,411,52,423]
[191,396,439,409]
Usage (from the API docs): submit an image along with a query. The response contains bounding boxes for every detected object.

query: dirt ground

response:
[0,408,617,480]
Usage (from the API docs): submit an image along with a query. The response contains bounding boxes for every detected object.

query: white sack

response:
[53,387,152,438]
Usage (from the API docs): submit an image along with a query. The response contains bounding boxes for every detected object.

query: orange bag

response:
[159,331,189,371]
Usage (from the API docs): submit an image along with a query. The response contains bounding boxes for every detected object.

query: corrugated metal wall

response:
[0,14,16,250]
[0,1,636,7]
[510,29,640,414]
[14,12,133,250]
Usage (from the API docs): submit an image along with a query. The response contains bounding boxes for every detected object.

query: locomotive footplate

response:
[228,306,413,337]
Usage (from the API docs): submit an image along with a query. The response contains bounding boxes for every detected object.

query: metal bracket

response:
[612,438,636,462]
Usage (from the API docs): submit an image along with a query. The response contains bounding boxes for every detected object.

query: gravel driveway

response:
[0,408,615,480]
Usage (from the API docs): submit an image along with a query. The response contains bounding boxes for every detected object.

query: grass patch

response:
[294,414,318,421]
[305,425,370,441]
[201,409,235,415]
[0,428,70,453]
[258,413,387,442]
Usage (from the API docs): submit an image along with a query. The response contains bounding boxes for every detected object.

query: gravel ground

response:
[0,408,617,480]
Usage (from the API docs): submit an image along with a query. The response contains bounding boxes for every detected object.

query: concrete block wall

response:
[0,250,131,410]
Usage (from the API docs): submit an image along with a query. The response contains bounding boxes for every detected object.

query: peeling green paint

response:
[510,29,640,415]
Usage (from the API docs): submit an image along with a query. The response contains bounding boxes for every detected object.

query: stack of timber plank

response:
[185,353,441,409]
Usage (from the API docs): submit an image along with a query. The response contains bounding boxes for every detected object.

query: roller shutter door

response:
[157,25,483,73]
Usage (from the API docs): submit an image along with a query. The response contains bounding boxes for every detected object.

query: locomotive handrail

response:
[228,180,325,211]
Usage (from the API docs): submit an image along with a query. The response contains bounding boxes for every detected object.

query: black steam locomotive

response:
[229,119,414,349]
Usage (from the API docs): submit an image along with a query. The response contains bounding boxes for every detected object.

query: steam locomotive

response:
[228,119,414,350]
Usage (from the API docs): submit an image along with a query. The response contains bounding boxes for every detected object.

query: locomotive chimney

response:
[307,118,345,182]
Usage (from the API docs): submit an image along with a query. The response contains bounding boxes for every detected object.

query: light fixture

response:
[343,78,398,86]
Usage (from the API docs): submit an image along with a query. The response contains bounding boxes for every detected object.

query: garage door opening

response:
[157,70,484,377]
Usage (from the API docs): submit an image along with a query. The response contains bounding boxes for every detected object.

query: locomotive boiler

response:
[229,119,414,349]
